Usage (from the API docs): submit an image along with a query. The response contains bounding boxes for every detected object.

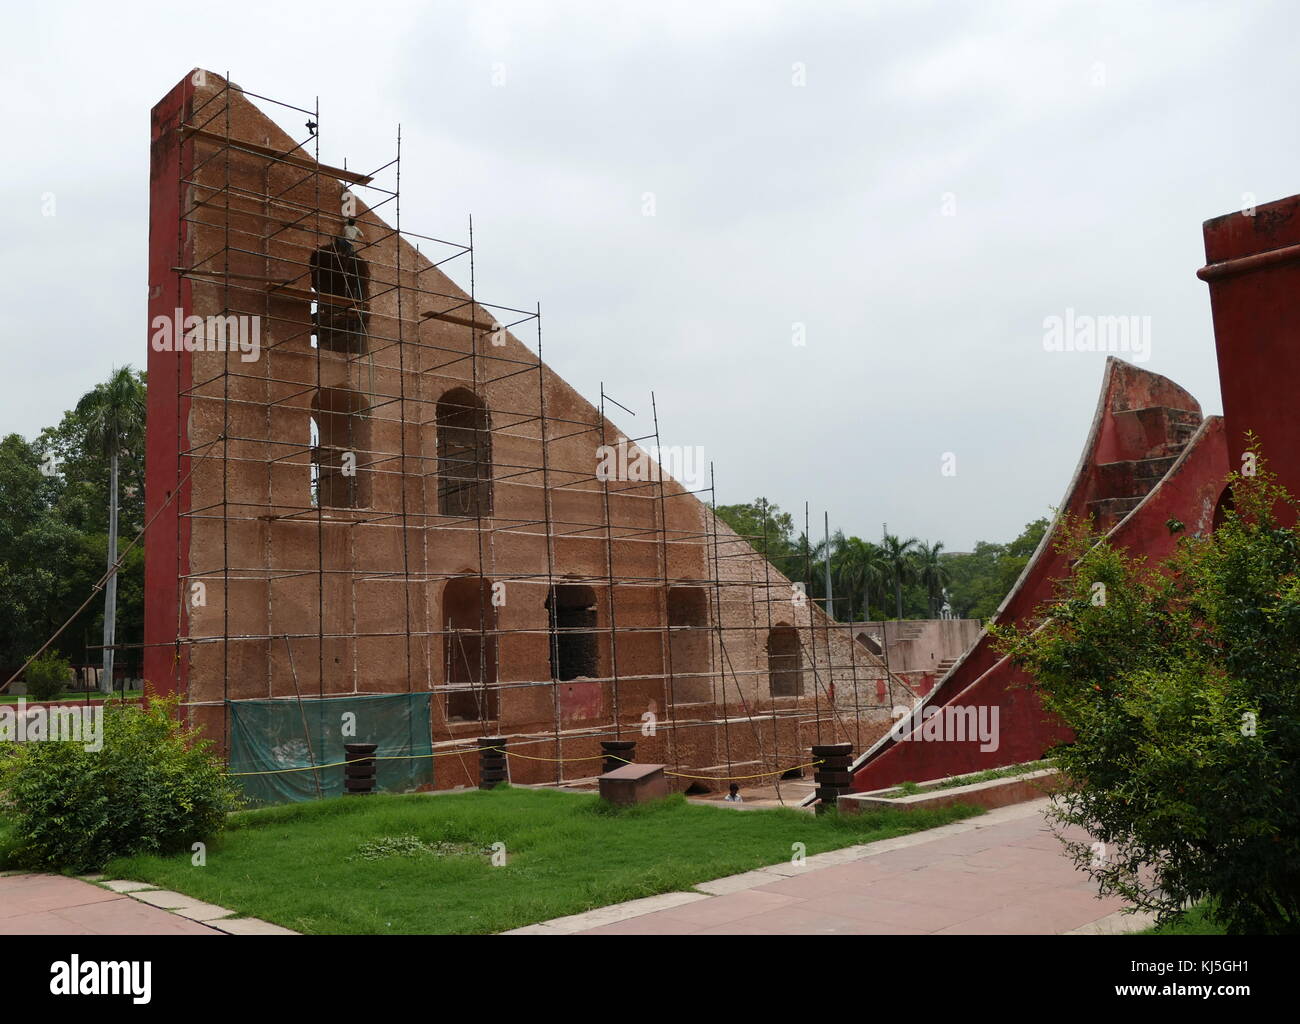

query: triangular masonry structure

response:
[144,71,916,794]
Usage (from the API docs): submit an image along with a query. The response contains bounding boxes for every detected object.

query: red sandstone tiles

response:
[932,891,1125,935]
[844,848,946,873]
[960,843,1069,873]
[0,875,222,935]
[918,853,1007,874]
[0,911,90,935]
[845,873,1030,916]
[695,905,918,935]
[560,803,1128,936]
[918,828,1038,856]
[0,876,123,919]
[1006,832,1071,852]
[0,872,60,889]
[651,889,801,927]
[795,892,984,932]
[753,860,898,898]
[53,897,222,935]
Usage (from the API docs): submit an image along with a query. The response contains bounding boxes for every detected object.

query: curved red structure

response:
[853,358,1229,790]
[853,192,1300,790]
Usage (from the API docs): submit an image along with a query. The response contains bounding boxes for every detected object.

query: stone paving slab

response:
[172,901,238,922]
[131,889,206,909]
[519,798,1145,936]
[102,879,158,893]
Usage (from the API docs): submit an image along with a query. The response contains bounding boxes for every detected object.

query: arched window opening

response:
[547,584,598,681]
[311,387,369,509]
[437,388,493,517]
[667,586,711,703]
[767,625,803,697]
[668,587,709,627]
[443,576,499,723]
[1212,483,1235,530]
[310,226,370,353]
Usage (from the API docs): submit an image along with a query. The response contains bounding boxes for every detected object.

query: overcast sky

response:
[3,1,1295,550]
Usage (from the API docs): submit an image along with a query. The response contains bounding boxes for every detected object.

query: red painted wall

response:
[1200,194,1300,515]
[143,74,195,697]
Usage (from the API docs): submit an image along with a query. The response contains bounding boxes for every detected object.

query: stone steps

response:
[1086,405,1200,528]
[1094,454,1182,499]
[1085,494,1144,524]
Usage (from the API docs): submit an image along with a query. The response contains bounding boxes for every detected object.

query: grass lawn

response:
[97,787,981,934]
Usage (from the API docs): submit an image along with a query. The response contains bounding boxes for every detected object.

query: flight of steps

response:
[1085,407,1199,529]
[933,656,958,681]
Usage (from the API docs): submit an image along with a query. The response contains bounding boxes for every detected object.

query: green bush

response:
[24,651,71,701]
[993,441,1300,934]
[0,695,241,873]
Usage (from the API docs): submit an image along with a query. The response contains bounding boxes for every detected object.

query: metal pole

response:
[100,450,119,693]
[823,510,834,623]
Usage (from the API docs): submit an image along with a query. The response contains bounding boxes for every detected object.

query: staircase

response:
[1085,407,1199,529]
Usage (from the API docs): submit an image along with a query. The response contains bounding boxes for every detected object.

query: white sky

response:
[3,0,1295,549]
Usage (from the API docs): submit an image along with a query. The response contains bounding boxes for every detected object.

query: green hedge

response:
[0,695,241,873]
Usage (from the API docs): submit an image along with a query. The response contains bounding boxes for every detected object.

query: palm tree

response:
[77,368,146,693]
[915,540,951,617]
[834,536,887,621]
[880,533,919,619]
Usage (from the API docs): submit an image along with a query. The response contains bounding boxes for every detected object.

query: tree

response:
[942,541,1003,619]
[943,518,1050,620]
[0,435,101,681]
[714,498,802,581]
[833,535,887,621]
[806,526,836,617]
[74,368,146,693]
[880,533,919,619]
[993,449,1300,934]
[914,539,950,617]
[996,516,1049,596]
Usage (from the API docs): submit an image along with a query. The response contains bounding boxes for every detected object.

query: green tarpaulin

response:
[228,693,434,806]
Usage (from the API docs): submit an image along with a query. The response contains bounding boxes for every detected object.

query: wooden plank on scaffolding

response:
[182,124,373,185]
[420,308,501,331]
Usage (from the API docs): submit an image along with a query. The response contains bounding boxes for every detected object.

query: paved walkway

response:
[0,873,298,935]
[509,798,1156,935]
[2,800,1152,936]
[0,873,222,935]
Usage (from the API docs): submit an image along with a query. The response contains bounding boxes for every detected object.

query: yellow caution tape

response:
[228,746,825,784]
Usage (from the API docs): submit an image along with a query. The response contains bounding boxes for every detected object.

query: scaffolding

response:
[150,73,917,798]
